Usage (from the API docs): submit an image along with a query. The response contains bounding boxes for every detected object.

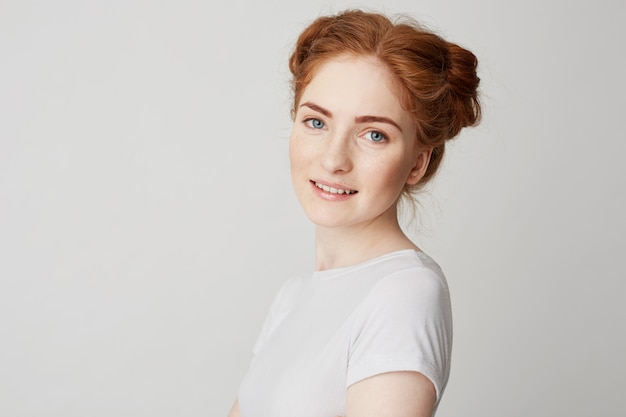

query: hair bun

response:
[445,42,481,129]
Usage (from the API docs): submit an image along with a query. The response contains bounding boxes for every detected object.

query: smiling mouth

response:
[313,181,358,195]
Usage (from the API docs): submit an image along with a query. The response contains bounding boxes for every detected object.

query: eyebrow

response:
[300,102,332,117]
[355,115,403,133]
[299,101,403,133]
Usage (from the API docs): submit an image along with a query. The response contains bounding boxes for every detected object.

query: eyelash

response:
[363,130,387,143]
[303,118,388,143]
[304,118,325,129]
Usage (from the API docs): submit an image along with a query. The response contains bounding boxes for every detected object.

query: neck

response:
[314,212,419,271]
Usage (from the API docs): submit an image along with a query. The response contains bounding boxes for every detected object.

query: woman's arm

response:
[227,400,240,417]
[345,371,436,417]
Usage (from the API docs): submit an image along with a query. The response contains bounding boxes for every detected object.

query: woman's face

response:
[289,55,430,230]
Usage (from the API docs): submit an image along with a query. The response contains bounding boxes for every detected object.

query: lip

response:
[309,179,358,201]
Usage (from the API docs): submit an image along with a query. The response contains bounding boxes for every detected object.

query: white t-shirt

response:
[237,249,453,417]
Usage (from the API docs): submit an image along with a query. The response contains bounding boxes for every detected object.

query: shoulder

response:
[363,251,450,311]
[346,251,453,397]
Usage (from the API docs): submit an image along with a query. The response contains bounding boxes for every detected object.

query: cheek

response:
[288,134,306,174]
[288,130,298,163]
[381,167,408,191]
[370,155,414,194]
[289,128,315,165]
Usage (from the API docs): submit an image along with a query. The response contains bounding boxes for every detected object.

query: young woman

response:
[228,10,480,417]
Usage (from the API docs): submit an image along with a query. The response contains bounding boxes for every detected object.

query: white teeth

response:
[315,182,355,195]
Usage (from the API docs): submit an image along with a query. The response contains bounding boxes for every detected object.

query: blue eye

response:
[365,131,386,142]
[305,118,325,129]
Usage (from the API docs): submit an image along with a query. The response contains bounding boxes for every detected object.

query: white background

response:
[1,0,624,416]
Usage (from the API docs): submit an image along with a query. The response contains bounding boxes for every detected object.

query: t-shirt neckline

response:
[312,249,427,280]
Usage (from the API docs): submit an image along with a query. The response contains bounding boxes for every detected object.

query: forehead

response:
[300,55,410,120]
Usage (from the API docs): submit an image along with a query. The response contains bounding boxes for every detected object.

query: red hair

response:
[289,10,481,190]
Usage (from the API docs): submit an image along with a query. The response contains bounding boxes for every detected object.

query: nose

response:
[320,130,353,173]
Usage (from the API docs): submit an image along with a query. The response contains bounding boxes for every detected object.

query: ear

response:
[405,148,432,185]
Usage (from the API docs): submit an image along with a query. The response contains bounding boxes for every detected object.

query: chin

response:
[304,210,354,229]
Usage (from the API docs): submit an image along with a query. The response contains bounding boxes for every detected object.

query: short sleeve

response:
[346,267,453,401]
